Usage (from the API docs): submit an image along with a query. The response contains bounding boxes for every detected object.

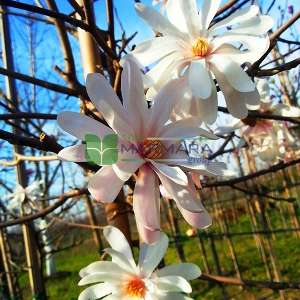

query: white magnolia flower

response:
[130,0,274,123]
[78,226,200,300]
[58,59,227,243]
[257,79,300,117]
[6,181,56,276]
[6,180,44,213]
[243,121,297,162]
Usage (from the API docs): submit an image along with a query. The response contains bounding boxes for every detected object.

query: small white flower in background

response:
[6,180,44,214]
[244,121,298,163]
[216,116,298,163]
[78,226,200,300]
[130,0,274,123]
[257,79,300,117]
[58,59,228,243]
[215,78,300,163]
[6,181,56,276]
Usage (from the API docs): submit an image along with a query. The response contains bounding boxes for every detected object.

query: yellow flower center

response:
[142,139,164,160]
[192,37,209,57]
[123,277,146,298]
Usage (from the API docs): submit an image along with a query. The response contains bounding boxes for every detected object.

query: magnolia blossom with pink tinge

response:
[78,226,200,300]
[216,118,297,163]
[257,80,300,117]
[57,59,227,243]
[216,78,300,163]
[243,120,297,163]
[130,0,273,123]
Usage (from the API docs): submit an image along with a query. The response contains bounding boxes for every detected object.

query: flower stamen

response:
[123,277,146,298]
[192,37,209,57]
[142,139,164,160]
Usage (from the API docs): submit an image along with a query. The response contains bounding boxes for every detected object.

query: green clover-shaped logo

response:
[85,134,118,165]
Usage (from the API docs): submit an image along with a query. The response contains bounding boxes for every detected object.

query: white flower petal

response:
[274,104,300,117]
[161,116,203,131]
[78,283,112,300]
[58,144,86,162]
[211,35,270,64]
[156,276,192,293]
[209,55,255,92]
[157,263,201,280]
[135,3,186,39]
[211,43,245,65]
[130,37,183,67]
[188,60,212,99]
[79,261,126,278]
[102,294,123,300]
[79,273,122,286]
[12,184,26,203]
[165,0,188,33]
[179,161,227,177]
[174,89,218,125]
[143,52,185,89]
[133,165,161,242]
[210,61,259,119]
[57,111,113,140]
[95,100,134,138]
[215,120,243,135]
[152,162,188,186]
[88,166,124,203]
[149,78,186,135]
[178,0,199,38]
[160,121,218,140]
[201,0,222,30]
[140,232,169,277]
[112,160,142,182]
[86,73,126,120]
[103,226,136,268]
[137,223,162,246]
[157,172,203,212]
[122,59,149,137]
[209,5,259,32]
[245,88,260,106]
[105,248,136,273]
[228,15,274,35]
[176,201,212,229]
[86,74,133,137]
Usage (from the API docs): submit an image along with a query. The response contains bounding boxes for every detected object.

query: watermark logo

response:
[85,134,118,165]
[84,134,212,166]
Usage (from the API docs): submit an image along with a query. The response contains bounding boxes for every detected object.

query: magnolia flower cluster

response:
[54,2,280,298]
[79,226,200,300]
